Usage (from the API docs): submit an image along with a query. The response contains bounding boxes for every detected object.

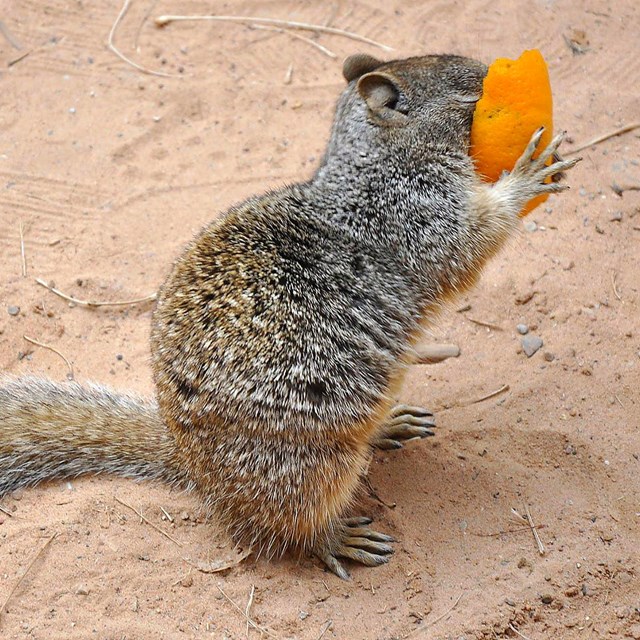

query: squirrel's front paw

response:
[315,517,394,580]
[505,127,581,202]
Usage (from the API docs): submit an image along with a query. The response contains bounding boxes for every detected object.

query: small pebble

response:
[543,351,555,362]
[521,335,543,357]
[116,354,124,361]
[516,323,529,335]
[7,305,20,316]
[504,598,515,607]
[610,210,623,222]
[75,584,90,596]
[180,575,193,588]
[524,220,537,232]
[69,107,76,114]
[540,593,554,604]
[299,610,309,620]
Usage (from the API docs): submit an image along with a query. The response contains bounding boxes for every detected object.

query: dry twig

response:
[467,317,504,331]
[317,620,333,639]
[0,504,13,517]
[245,585,255,639]
[160,506,174,522]
[36,277,156,307]
[23,335,74,379]
[567,122,640,155]
[466,384,510,406]
[155,14,393,51]
[7,35,66,68]
[469,524,547,538]
[0,533,57,625]
[513,506,545,555]
[284,62,293,84]
[611,271,622,301]
[525,504,545,555]
[364,477,396,509]
[508,624,534,640]
[109,0,182,78]
[114,496,183,547]
[216,585,277,638]
[409,591,465,636]
[8,51,31,67]
[249,24,337,58]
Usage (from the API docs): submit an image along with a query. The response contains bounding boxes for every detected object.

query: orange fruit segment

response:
[470,49,553,217]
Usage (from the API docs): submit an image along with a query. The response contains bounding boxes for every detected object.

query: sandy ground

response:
[1,1,639,638]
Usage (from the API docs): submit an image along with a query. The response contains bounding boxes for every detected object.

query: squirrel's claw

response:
[509,129,582,199]
[390,404,434,418]
[373,404,436,450]
[315,518,395,580]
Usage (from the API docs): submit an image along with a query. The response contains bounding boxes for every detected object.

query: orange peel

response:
[470,49,553,216]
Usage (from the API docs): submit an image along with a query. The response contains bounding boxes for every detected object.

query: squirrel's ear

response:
[342,53,384,82]
[357,72,408,125]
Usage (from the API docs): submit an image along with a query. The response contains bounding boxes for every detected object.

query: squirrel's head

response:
[341,53,487,154]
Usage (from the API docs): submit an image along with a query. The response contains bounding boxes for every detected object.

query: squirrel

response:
[0,53,578,579]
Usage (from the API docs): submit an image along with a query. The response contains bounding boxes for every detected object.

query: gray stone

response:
[522,335,543,357]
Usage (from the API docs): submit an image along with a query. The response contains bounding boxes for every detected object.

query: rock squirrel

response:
[0,53,579,579]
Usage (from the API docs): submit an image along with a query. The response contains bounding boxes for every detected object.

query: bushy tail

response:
[0,377,188,497]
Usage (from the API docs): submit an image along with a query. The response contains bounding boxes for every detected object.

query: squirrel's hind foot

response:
[315,516,395,580]
[373,404,436,450]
